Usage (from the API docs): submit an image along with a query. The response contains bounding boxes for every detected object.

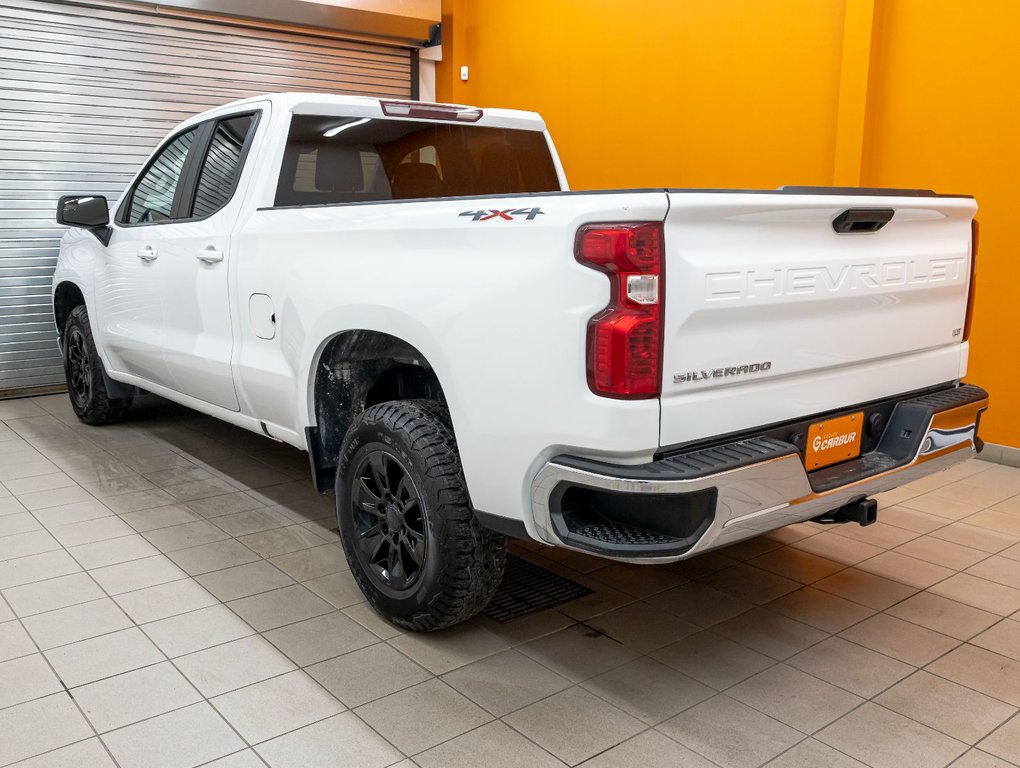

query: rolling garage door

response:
[0,0,415,393]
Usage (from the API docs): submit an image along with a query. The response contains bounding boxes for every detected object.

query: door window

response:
[190,114,257,218]
[124,129,197,224]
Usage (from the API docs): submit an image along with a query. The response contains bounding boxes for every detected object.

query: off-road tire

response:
[335,399,507,631]
[63,306,132,425]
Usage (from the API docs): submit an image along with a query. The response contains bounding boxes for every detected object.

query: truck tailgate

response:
[659,191,977,448]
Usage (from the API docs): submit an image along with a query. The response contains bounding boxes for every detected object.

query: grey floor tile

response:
[787,636,914,697]
[930,574,1020,616]
[817,702,968,768]
[971,618,1020,661]
[713,607,829,661]
[184,491,265,519]
[254,712,402,768]
[0,530,62,560]
[143,604,254,658]
[49,516,133,548]
[0,512,43,538]
[33,501,116,529]
[302,570,363,609]
[175,634,296,697]
[518,623,636,683]
[143,520,231,553]
[101,701,245,768]
[0,693,94,766]
[0,653,62,709]
[840,613,960,666]
[584,601,699,654]
[582,656,714,725]
[113,578,219,624]
[767,586,875,634]
[763,738,868,767]
[197,750,269,768]
[167,539,260,576]
[579,729,716,768]
[700,563,803,604]
[89,554,188,595]
[927,645,1020,707]
[0,619,36,663]
[0,550,81,590]
[657,694,803,768]
[263,610,377,666]
[45,626,163,688]
[876,670,1016,744]
[227,584,333,632]
[196,560,294,602]
[104,489,178,514]
[22,597,132,650]
[119,505,200,533]
[269,544,348,582]
[651,629,775,690]
[387,621,509,675]
[8,738,117,768]
[886,592,1001,641]
[356,678,492,755]
[442,648,571,717]
[67,534,160,569]
[948,749,1019,768]
[309,642,432,708]
[211,670,344,744]
[73,661,203,733]
[728,663,864,733]
[814,567,918,610]
[503,685,644,765]
[978,714,1020,764]
[416,720,565,768]
[645,581,754,627]
[1,572,105,617]
[237,525,327,559]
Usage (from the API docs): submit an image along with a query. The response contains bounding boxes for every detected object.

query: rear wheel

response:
[63,306,132,425]
[335,400,507,631]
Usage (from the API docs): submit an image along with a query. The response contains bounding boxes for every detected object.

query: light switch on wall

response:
[460,65,469,81]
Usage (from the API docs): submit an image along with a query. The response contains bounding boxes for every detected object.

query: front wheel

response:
[335,400,507,631]
[63,305,132,425]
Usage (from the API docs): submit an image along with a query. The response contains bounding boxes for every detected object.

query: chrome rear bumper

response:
[530,384,988,563]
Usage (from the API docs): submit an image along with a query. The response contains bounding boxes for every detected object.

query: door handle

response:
[137,247,158,261]
[196,247,224,264]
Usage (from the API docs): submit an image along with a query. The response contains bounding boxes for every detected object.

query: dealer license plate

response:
[804,412,864,470]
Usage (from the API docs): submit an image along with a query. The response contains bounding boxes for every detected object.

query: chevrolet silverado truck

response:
[52,93,988,630]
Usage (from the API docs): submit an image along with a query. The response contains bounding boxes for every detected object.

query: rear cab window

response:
[274,115,560,207]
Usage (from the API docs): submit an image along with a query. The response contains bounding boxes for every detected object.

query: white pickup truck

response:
[52,93,988,630]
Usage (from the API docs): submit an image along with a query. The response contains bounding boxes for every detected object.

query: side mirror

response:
[56,195,111,245]
[57,195,110,228]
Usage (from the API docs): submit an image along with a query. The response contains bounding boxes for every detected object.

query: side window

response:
[125,129,196,224]
[191,114,256,218]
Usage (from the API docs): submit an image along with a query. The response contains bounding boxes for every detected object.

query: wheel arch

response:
[53,281,86,347]
[306,328,449,492]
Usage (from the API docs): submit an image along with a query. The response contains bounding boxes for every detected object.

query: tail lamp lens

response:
[575,223,664,398]
[964,219,978,342]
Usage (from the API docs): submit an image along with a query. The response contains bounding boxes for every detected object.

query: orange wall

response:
[860,0,1019,447]
[438,0,1019,447]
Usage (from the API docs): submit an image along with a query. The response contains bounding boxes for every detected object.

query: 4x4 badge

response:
[459,207,545,222]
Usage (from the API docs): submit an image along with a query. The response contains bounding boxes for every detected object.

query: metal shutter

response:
[0,0,414,394]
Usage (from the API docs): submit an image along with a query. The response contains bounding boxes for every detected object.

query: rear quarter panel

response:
[232,191,670,526]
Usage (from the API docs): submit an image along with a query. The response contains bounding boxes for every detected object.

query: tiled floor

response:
[0,394,1019,768]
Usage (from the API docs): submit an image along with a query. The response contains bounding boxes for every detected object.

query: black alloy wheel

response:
[65,325,92,410]
[350,449,428,591]
[335,400,507,631]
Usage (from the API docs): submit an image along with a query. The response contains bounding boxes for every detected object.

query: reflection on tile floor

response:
[0,394,1019,767]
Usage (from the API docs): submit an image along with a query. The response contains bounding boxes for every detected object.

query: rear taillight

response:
[963,219,978,342]
[575,222,664,398]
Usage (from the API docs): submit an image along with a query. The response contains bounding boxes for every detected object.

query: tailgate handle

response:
[832,208,894,234]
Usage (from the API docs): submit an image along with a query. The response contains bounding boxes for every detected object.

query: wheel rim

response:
[66,327,91,407]
[350,449,428,591]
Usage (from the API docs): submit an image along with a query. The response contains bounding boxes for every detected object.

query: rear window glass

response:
[274,115,560,206]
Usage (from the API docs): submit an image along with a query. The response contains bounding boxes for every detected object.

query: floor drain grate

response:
[483,555,593,622]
